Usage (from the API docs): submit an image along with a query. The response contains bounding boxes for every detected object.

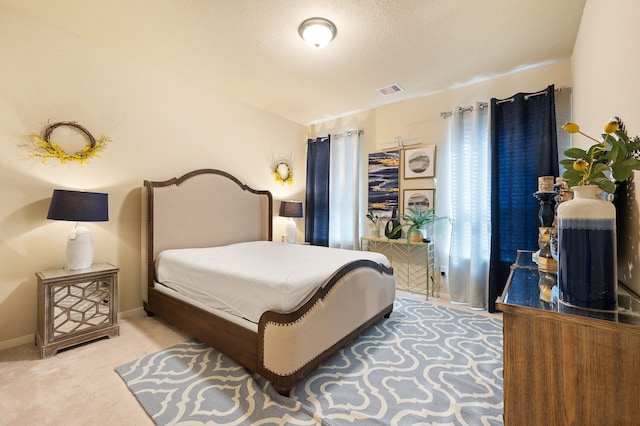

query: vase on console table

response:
[557,185,617,311]
[384,208,402,239]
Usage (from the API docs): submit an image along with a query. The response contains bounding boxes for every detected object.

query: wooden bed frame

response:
[141,169,395,394]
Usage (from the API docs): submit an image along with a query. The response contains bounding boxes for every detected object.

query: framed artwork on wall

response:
[403,189,435,213]
[404,145,436,179]
[368,149,400,213]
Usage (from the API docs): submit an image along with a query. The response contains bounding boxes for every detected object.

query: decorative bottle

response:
[384,207,402,239]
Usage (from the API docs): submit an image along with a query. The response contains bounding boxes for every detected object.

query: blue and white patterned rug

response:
[116,298,504,425]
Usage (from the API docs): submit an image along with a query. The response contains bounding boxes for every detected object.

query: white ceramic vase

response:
[557,185,617,311]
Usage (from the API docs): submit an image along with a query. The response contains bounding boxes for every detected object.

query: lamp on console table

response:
[47,189,109,270]
[279,200,303,244]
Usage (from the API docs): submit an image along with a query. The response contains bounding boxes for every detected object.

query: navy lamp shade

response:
[47,190,109,222]
[47,190,109,270]
[279,200,303,218]
[279,201,303,243]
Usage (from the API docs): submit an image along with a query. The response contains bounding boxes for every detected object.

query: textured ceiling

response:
[3,0,586,125]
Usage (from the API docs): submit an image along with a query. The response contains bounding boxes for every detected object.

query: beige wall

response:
[0,7,307,348]
[313,60,572,296]
[4,0,618,348]
[571,0,640,294]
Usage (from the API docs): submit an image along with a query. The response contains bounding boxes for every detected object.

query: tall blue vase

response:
[557,185,617,311]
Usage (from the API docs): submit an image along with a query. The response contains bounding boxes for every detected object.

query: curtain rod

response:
[440,102,488,119]
[495,90,547,105]
[308,135,330,143]
[440,86,571,117]
[308,129,364,142]
[495,85,571,106]
[331,129,365,139]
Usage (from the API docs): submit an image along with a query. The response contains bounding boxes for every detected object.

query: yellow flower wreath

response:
[272,161,294,185]
[30,121,112,164]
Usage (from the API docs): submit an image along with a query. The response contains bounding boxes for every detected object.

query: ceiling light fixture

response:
[298,17,337,49]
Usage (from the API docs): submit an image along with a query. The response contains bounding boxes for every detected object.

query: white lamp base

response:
[66,225,94,270]
[286,218,297,244]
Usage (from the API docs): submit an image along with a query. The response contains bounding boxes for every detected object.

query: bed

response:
[141,169,395,395]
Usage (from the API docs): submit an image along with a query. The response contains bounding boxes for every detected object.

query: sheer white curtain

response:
[329,131,363,249]
[448,103,490,309]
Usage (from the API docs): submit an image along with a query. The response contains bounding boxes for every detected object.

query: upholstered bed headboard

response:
[141,169,273,301]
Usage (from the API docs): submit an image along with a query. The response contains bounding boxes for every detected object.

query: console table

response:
[360,237,434,297]
[496,250,640,425]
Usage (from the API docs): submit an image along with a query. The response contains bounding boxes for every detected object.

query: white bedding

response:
[155,241,391,324]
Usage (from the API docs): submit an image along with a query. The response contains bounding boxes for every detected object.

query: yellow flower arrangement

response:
[30,121,112,164]
[560,117,640,193]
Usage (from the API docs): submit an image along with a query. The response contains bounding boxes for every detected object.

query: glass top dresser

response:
[496,250,640,425]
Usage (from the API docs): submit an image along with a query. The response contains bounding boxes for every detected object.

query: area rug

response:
[116,298,504,425]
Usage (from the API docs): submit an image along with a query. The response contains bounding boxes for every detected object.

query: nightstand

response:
[35,263,119,358]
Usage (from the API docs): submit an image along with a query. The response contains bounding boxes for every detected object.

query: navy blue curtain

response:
[488,85,559,312]
[305,136,331,246]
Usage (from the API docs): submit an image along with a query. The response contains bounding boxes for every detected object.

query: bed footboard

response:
[258,260,395,394]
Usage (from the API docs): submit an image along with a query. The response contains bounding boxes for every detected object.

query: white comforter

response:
[155,241,391,324]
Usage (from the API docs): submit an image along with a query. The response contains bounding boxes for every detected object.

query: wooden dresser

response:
[496,250,640,425]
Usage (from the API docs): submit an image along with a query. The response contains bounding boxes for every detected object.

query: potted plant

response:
[393,206,449,242]
[366,209,380,237]
[560,118,640,193]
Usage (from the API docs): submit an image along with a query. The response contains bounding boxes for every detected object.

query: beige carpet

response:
[0,315,186,426]
[0,294,498,426]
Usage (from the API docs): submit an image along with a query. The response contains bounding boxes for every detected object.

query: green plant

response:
[392,206,450,241]
[560,118,640,193]
[366,209,379,226]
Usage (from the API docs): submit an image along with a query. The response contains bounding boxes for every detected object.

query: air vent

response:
[377,84,405,96]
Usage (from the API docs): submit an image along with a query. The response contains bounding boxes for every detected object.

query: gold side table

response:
[36,263,119,358]
[361,237,434,297]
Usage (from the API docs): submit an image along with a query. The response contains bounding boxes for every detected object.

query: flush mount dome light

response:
[298,17,337,49]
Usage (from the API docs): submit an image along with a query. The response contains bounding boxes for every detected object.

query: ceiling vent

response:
[377,84,405,96]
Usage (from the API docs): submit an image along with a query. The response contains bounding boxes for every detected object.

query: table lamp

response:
[47,189,109,270]
[279,200,303,243]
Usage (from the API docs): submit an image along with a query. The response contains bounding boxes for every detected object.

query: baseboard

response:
[0,307,147,352]
[119,307,147,320]
[0,334,35,351]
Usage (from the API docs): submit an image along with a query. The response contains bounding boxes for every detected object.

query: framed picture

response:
[368,149,400,213]
[404,145,436,179]
[403,189,435,213]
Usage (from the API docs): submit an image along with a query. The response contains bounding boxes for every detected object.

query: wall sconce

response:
[279,200,303,243]
[298,17,337,49]
[47,189,109,270]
